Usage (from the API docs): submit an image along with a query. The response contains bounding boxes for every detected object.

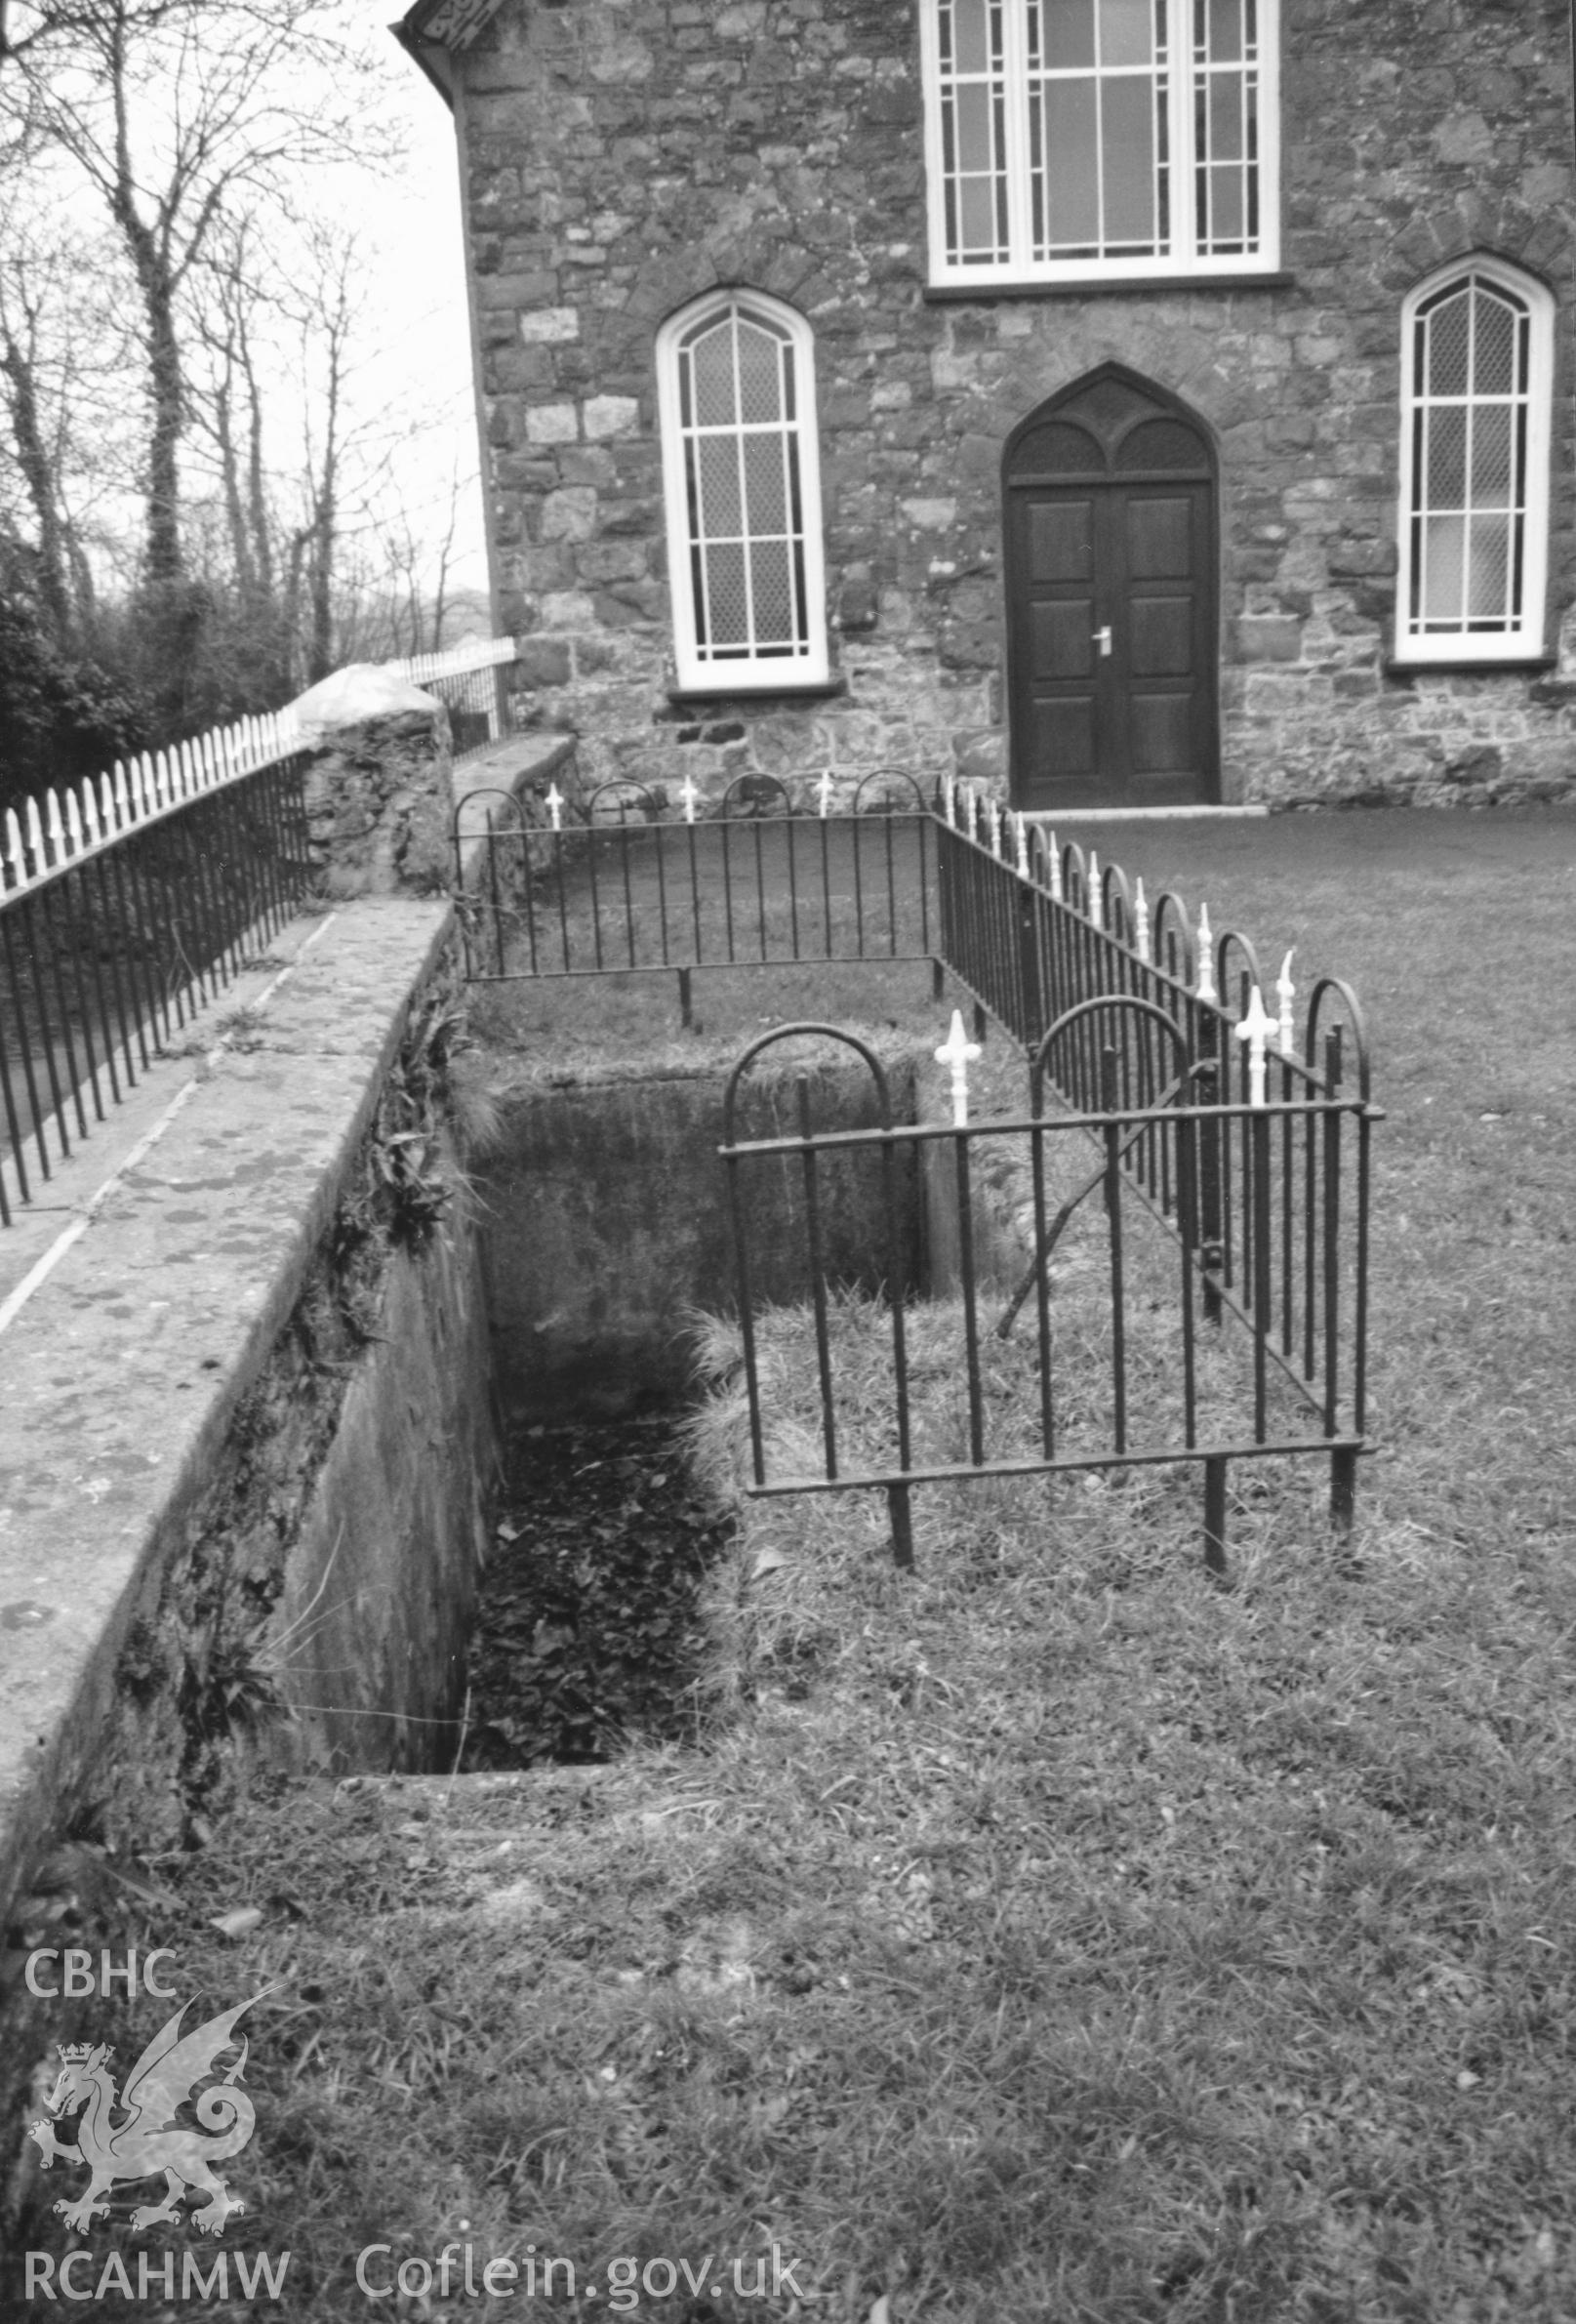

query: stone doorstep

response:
[1020,805,1273,824]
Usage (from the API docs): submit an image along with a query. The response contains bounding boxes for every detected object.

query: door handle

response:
[1093,626,1112,657]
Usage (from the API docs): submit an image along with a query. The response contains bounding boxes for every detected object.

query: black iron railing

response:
[720,998,1378,1572]
[933,782,1375,1465]
[0,722,310,1225]
[455,770,941,1027]
[451,754,1378,1561]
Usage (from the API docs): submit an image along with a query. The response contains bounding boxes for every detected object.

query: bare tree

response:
[370,460,470,658]
[0,220,141,619]
[2,4,482,757]
[185,219,291,693]
[0,280,71,632]
[182,214,434,692]
[3,0,398,591]
[298,234,355,683]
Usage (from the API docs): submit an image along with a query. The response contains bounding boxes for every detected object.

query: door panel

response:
[1127,495,1192,579]
[1008,475,1217,808]
[1030,500,1094,581]
[1032,599,1097,679]
[1129,595,1192,676]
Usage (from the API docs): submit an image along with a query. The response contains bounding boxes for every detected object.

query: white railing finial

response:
[1087,850,1102,932]
[1195,903,1216,1002]
[1276,947,1297,1056]
[1134,877,1151,962]
[1235,984,1279,1107]
[935,1007,983,1127]
[816,767,835,819]
[678,772,702,825]
[545,781,564,832]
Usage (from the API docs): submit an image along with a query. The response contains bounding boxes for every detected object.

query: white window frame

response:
[918,0,1280,288]
[1394,257,1554,668]
[655,290,829,694]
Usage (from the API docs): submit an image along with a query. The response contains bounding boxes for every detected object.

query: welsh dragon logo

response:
[28,1991,266,2236]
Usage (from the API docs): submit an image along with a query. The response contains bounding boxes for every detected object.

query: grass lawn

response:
[13,807,1576,2323]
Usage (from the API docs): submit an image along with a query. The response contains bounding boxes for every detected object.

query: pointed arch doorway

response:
[1003,367,1220,810]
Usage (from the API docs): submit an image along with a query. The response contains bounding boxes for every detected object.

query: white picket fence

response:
[1,708,305,903]
[385,632,521,752]
[0,635,523,900]
[386,633,519,686]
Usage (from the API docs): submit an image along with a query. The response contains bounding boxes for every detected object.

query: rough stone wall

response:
[302,702,457,895]
[455,0,1576,807]
[467,1047,923,1420]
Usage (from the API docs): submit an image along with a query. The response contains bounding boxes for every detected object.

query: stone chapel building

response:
[396,0,1576,811]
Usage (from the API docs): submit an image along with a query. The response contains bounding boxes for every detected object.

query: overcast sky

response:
[356,10,492,604]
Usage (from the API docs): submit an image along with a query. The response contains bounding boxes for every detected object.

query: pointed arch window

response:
[1395,261,1554,665]
[919,0,1280,287]
[656,293,828,692]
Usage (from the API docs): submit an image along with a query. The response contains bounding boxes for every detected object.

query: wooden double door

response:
[1004,372,1219,811]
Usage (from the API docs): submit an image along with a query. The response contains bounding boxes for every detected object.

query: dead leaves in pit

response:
[463,1417,733,1769]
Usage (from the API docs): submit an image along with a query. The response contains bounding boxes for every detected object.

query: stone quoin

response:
[394,0,1576,811]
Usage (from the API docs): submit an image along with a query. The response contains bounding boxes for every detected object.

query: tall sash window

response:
[1395,263,1553,664]
[657,293,828,691]
[921,0,1279,286]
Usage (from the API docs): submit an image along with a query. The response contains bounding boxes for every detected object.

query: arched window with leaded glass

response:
[656,292,828,692]
[1395,261,1554,665]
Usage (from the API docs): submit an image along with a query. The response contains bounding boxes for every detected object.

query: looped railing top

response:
[1304,975,1372,1100]
[1150,891,1195,986]
[1059,840,1089,916]
[721,1021,896,1143]
[1030,993,1193,1118]
[585,777,664,826]
[453,783,532,843]
[852,767,931,816]
[1215,927,1264,1019]
[1101,860,1136,948]
[1027,823,1059,894]
[719,771,792,820]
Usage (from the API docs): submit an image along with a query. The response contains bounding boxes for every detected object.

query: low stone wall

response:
[0,725,570,2212]
[263,1194,496,1776]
